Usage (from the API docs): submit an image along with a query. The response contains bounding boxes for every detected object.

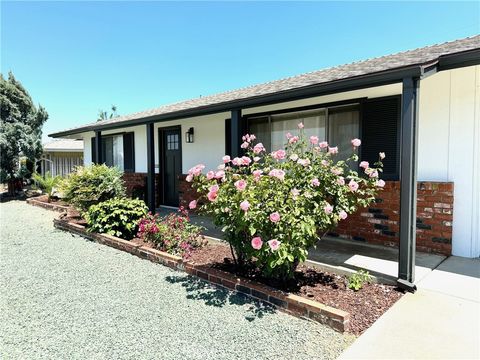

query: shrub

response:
[85,198,148,239]
[137,208,206,259]
[347,270,372,291]
[32,172,61,202]
[61,164,126,213]
[189,125,385,279]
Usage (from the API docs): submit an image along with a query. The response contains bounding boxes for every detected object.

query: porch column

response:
[146,123,156,212]
[95,130,102,164]
[398,77,419,292]
[230,109,242,158]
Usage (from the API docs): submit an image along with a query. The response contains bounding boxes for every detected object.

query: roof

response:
[43,139,84,152]
[51,35,480,137]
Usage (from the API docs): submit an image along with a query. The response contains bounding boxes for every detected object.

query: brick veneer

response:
[178,176,454,256]
[122,172,161,206]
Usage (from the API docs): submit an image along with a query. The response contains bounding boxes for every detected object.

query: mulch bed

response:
[188,243,403,335]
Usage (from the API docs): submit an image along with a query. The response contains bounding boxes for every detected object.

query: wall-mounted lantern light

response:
[185,127,194,143]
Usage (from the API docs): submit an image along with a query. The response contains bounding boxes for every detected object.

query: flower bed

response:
[26,195,70,212]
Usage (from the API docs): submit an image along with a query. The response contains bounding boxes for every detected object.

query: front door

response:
[160,127,182,207]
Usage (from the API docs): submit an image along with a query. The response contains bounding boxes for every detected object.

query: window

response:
[166,133,179,150]
[91,132,135,172]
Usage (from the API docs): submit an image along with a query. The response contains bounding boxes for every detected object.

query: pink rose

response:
[285,132,293,139]
[189,200,197,209]
[234,179,247,191]
[252,170,263,181]
[321,160,329,166]
[328,147,338,155]
[206,171,215,180]
[253,143,265,154]
[348,179,359,192]
[310,136,319,145]
[271,149,286,160]
[297,158,310,167]
[188,164,205,176]
[240,200,250,212]
[232,157,243,166]
[267,239,281,251]
[298,122,304,129]
[369,170,379,178]
[186,174,193,182]
[241,142,249,149]
[324,203,333,214]
[319,141,328,149]
[222,155,231,163]
[253,156,261,162]
[207,191,218,202]
[337,177,345,185]
[351,138,361,147]
[359,161,369,169]
[339,210,348,220]
[311,178,320,187]
[251,236,263,250]
[268,169,285,181]
[376,179,386,188]
[217,164,226,170]
[269,212,280,223]
[379,152,386,160]
[215,170,225,179]
[289,136,299,144]
[241,156,252,166]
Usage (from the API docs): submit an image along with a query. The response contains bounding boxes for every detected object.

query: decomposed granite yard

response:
[0,201,354,360]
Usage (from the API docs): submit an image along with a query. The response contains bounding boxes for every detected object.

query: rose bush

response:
[189,124,385,279]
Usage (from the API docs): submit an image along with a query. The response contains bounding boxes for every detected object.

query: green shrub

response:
[32,172,61,202]
[85,198,148,239]
[137,208,206,258]
[61,164,126,213]
[347,270,372,291]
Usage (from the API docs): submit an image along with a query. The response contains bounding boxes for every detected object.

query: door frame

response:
[157,125,183,206]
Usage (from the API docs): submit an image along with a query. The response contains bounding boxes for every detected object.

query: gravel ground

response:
[0,201,354,360]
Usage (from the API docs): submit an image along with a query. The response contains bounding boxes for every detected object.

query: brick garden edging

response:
[26,196,70,213]
[53,218,350,332]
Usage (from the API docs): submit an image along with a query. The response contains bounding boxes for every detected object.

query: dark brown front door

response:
[159,127,182,207]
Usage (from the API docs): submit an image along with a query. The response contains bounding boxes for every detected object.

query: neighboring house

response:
[40,139,84,177]
[50,35,480,288]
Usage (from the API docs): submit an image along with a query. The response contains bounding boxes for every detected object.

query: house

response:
[50,35,480,289]
[40,139,84,177]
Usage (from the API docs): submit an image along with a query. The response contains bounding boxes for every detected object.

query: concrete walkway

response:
[339,256,480,360]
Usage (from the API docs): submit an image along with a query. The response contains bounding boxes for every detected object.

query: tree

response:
[0,72,48,194]
[97,105,118,121]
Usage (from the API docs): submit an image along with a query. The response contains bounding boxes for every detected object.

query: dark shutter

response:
[91,137,96,163]
[225,118,231,157]
[361,96,400,180]
[123,132,135,172]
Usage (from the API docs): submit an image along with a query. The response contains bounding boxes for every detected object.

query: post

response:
[146,123,155,212]
[398,77,419,292]
[230,109,242,158]
[95,130,102,164]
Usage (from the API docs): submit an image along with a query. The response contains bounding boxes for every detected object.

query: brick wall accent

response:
[122,172,161,206]
[333,181,453,255]
[178,174,202,209]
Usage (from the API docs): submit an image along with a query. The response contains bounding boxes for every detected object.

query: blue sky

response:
[1,1,479,140]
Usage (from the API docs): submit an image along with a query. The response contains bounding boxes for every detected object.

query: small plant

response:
[137,208,206,259]
[85,198,148,239]
[347,269,372,291]
[61,164,126,213]
[32,172,61,202]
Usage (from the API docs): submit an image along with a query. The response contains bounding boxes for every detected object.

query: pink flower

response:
[271,149,286,160]
[339,210,348,220]
[379,152,386,160]
[324,203,333,214]
[251,237,263,250]
[241,141,249,149]
[310,136,319,145]
[297,158,310,167]
[268,169,286,181]
[311,178,320,187]
[206,171,215,180]
[253,156,261,162]
[289,136,299,144]
[234,179,247,191]
[241,156,252,166]
[217,164,226,170]
[188,164,205,176]
[376,179,386,188]
[207,191,218,202]
[351,138,361,147]
[348,179,359,192]
[298,122,304,129]
[186,174,193,182]
[285,132,293,139]
[369,170,379,178]
[328,146,338,155]
[232,157,243,166]
[290,154,299,161]
[209,184,219,193]
[189,200,197,209]
[321,160,329,166]
[267,239,281,251]
[359,161,369,169]
[253,143,265,154]
[252,170,263,181]
[337,177,345,186]
[331,167,343,175]
[215,170,225,179]
[269,212,281,223]
[240,200,250,212]
[319,141,328,149]
[222,155,231,163]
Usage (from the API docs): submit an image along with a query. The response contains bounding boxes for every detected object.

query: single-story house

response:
[50,35,480,289]
[40,139,84,177]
